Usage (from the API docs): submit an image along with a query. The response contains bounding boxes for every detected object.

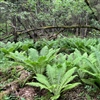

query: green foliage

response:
[53,53,67,65]
[66,44,100,88]
[40,37,98,54]
[85,94,92,100]
[16,39,34,51]
[0,51,13,71]
[0,42,20,54]
[8,46,59,74]
[1,37,100,99]
[27,64,80,100]
[0,40,34,54]
[67,49,89,78]
[80,46,100,88]
[0,0,100,99]
[1,0,99,42]
[2,94,20,100]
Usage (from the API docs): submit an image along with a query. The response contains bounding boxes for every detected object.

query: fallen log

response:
[17,25,100,34]
[0,25,100,41]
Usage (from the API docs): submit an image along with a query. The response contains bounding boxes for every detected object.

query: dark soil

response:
[11,85,100,100]
[0,66,100,100]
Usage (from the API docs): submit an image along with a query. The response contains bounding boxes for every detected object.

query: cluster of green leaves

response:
[27,65,80,100]
[8,46,59,74]
[81,46,100,88]
[0,40,34,53]
[0,51,11,71]
[0,40,34,71]
[66,45,100,89]
[0,44,79,100]
[1,37,98,55]
[35,37,98,54]
[1,37,100,99]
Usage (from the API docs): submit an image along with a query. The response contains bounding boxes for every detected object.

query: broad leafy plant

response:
[0,40,34,54]
[41,37,98,54]
[0,51,13,72]
[66,47,100,88]
[27,63,80,100]
[80,46,100,88]
[66,37,97,54]
[18,39,34,51]
[8,46,59,74]
[66,49,92,79]
[52,53,67,65]
[0,42,20,54]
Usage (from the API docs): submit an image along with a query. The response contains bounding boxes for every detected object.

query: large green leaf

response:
[27,63,80,100]
[35,74,50,87]
[46,64,57,84]
[26,82,50,90]
[50,95,60,100]
[56,63,67,84]
[28,48,39,60]
[46,48,59,61]
[60,67,77,86]
[62,83,80,92]
[40,46,49,56]
[9,51,27,62]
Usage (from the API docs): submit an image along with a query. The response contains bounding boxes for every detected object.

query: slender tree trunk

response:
[84,14,88,37]
[12,16,18,42]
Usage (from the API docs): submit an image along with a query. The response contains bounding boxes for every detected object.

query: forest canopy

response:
[0,0,100,41]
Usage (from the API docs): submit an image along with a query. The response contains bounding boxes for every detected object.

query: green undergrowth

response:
[1,37,100,100]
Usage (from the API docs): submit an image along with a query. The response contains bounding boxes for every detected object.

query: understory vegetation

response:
[0,37,100,100]
[0,0,100,100]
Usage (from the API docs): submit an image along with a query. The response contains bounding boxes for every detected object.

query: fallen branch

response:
[0,25,100,41]
[18,25,100,34]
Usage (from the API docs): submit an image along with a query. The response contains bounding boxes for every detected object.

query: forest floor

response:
[0,66,100,100]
